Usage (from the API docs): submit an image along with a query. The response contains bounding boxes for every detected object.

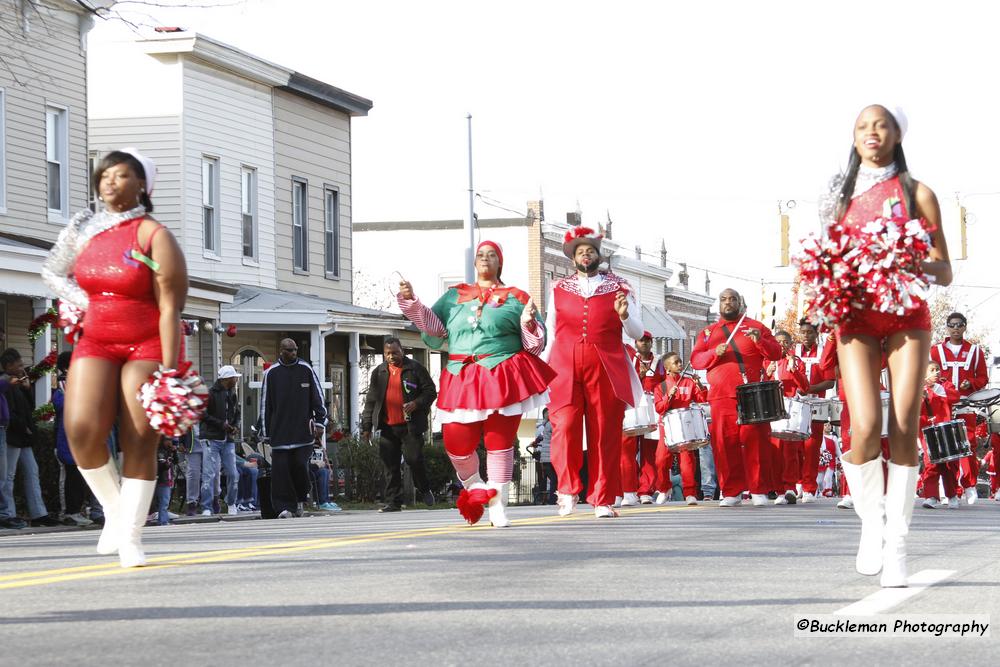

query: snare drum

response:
[663,406,711,452]
[736,381,788,425]
[827,400,844,425]
[693,402,712,423]
[990,404,1000,435]
[771,396,812,441]
[807,398,831,423]
[923,420,972,464]
[623,392,657,437]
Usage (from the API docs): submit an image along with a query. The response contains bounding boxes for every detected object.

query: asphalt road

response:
[1,498,997,665]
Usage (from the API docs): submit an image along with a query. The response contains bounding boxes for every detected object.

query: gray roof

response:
[641,304,686,340]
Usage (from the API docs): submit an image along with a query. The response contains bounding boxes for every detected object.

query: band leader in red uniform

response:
[691,288,783,507]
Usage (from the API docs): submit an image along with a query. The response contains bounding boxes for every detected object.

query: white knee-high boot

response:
[840,456,885,576]
[487,481,510,528]
[881,461,918,588]
[77,459,121,555]
[118,477,156,568]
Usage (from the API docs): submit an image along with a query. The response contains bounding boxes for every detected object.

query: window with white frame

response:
[292,178,308,271]
[87,150,99,212]
[46,105,69,217]
[323,186,339,278]
[0,88,6,212]
[202,157,220,254]
[241,167,257,260]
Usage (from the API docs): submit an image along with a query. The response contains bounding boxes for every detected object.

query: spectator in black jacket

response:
[0,348,58,526]
[260,339,327,518]
[198,365,242,516]
[361,338,437,512]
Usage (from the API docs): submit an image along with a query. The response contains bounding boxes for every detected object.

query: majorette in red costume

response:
[690,289,783,506]
[929,313,988,504]
[794,321,836,502]
[618,332,664,506]
[652,351,707,504]
[764,331,809,505]
[542,226,645,518]
[397,240,555,527]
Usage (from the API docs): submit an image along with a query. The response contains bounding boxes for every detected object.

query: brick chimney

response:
[566,211,581,226]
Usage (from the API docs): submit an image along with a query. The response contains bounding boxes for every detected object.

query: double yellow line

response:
[0,505,693,590]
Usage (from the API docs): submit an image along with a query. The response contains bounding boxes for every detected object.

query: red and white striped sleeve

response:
[521,318,545,356]
[397,293,447,337]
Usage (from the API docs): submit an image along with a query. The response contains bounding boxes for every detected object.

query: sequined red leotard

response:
[837,175,931,338]
[72,216,165,363]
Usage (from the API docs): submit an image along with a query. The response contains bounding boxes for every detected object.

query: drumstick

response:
[722,311,748,349]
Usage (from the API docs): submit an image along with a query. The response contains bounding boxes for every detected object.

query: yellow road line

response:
[0,505,695,590]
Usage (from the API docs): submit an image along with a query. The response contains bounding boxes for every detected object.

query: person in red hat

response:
[397,240,555,527]
[618,331,664,505]
[542,226,645,518]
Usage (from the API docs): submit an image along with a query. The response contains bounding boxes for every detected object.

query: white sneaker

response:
[795,483,803,496]
[594,505,619,518]
[836,496,854,509]
[277,509,294,519]
[774,494,788,505]
[200,509,212,516]
[639,494,654,505]
[750,494,768,506]
[66,513,93,526]
[685,495,698,506]
[801,492,816,504]
[613,496,623,508]
[654,492,668,505]
[227,505,238,516]
[922,497,940,509]
[994,490,1000,502]
[719,496,742,507]
[947,496,960,509]
[621,492,640,507]
[557,492,577,517]
[964,488,978,505]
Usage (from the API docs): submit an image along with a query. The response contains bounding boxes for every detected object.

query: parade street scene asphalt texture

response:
[2,500,997,665]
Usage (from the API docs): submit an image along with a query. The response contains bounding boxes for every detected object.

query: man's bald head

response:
[279,338,298,364]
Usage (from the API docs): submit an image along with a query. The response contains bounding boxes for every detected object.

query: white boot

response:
[880,461,918,588]
[118,478,156,568]
[486,481,510,528]
[461,472,483,490]
[840,456,885,576]
[78,459,122,555]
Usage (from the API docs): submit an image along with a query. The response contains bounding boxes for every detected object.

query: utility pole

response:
[465,113,475,283]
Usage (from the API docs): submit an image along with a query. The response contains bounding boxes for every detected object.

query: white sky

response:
[99,0,1000,338]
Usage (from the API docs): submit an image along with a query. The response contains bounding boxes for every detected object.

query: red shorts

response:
[72,336,163,365]
[838,303,931,339]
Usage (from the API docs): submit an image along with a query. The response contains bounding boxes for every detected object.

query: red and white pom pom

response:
[137,361,209,437]
[58,300,85,344]
[455,483,497,525]
[794,216,932,330]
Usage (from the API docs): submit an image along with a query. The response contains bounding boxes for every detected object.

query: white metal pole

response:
[465,113,475,283]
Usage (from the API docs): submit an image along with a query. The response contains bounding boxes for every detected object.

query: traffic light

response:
[761,288,777,329]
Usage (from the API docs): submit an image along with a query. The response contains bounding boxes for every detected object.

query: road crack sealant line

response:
[0,505,698,590]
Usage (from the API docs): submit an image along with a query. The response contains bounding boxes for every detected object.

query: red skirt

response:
[438,351,556,411]
[839,303,931,339]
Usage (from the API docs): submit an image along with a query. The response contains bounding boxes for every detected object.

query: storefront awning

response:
[640,304,686,340]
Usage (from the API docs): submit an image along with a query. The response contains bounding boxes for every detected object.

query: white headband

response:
[870,104,908,140]
[121,147,156,195]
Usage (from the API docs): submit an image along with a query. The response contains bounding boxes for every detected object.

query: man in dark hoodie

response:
[199,365,242,515]
[260,339,327,518]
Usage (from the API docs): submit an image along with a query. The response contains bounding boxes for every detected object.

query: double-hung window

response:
[292,178,308,272]
[0,88,6,212]
[323,186,340,278]
[202,157,220,255]
[46,105,69,219]
[241,167,257,260]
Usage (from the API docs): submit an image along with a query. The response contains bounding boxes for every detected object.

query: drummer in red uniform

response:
[653,351,707,505]
[978,421,999,501]
[795,320,836,503]
[691,288,783,507]
[619,332,665,506]
[542,227,645,518]
[766,330,810,505]
[929,312,988,505]
[917,360,961,509]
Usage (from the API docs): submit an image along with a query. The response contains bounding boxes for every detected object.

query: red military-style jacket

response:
[690,316,783,401]
[919,381,960,428]
[795,338,830,396]
[765,355,810,398]
[626,344,666,393]
[929,340,988,398]
[653,373,706,414]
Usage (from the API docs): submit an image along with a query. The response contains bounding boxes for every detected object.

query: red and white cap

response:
[562,226,603,259]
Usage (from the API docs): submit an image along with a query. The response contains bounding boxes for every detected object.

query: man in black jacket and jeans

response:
[260,339,327,518]
[361,338,437,512]
[198,365,242,515]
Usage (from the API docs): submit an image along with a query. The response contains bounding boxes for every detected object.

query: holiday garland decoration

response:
[28,308,58,343]
[794,216,933,330]
[32,402,56,422]
[26,350,59,382]
[137,361,210,437]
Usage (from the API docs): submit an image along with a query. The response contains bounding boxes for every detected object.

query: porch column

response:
[32,298,53,407]
[311,326,325,384]
[348,332,360,434]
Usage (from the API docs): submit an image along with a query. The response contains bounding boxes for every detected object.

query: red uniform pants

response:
[654,442,698,498]
[709,398,772,497]
[956,412,979,490]
[919,445,959,499]
[799,421,824,494]
[621,435,657,495]
[550,343,627,507]
[778,438,804,492]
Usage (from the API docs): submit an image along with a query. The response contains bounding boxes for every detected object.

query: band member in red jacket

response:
[619,332,665,506]
[918,361,961,509]
[795,320,836,502]
[542,227,645,518]
[929,312,988,504]
[691,288,783,507]
[978,421,999,500]
[653,351,707,505]
[766,330,810,505]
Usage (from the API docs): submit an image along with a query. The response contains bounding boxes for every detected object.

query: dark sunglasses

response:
[946,322,966,328]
